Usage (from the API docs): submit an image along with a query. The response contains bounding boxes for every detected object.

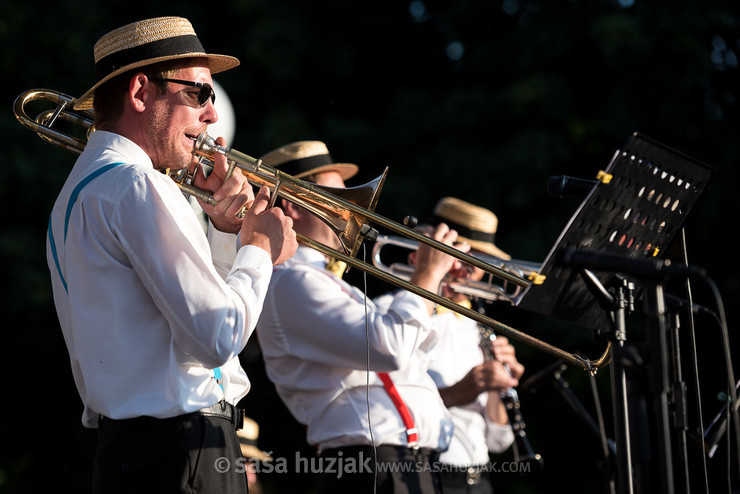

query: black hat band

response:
[275,154,335,177]
[240,437,258,447]
[429,214,496,244]
[95,34,205,82]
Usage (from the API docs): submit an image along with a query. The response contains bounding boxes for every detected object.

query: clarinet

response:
[476,303,544,471]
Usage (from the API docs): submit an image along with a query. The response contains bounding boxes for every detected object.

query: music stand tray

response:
[516,132,714,332]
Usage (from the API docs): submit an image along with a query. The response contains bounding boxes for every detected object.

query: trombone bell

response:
[190,132,388,260]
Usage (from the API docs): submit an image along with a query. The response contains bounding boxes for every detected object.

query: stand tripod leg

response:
[611,280,635,494]
[644,282,675,494]
[612,340,635,494]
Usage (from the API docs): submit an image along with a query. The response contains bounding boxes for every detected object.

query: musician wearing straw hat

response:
[46,16,296,494]
[423,197,526,493]
[255,141,460,494]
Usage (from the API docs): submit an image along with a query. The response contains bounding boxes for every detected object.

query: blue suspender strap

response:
[213,366,223,391]
[47,218,66,293]
[48,162,125,294]
[48,160,225,392]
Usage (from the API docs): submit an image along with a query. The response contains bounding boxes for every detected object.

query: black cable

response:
[360,244,378,494]
[589,372,613,481]
[678,228,709,494]
[702,273,740,490]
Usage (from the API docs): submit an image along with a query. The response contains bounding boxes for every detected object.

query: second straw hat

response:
[431,197,511,260]
[260,141,358,180]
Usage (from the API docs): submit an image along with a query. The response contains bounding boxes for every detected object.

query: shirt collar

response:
[291,245,328,269]
[86,130,154,168]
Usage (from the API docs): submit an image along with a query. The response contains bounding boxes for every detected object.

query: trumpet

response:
[372,234,542,304]
[14,87,612,374]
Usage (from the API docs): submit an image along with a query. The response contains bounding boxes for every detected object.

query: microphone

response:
[547,175,598,198]
[559,247,706,280]
[520,359,567,393]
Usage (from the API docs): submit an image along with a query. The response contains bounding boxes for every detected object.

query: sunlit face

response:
[143,64,217,171]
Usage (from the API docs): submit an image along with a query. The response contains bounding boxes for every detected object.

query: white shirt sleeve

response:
[112,171,272,368]
[484,396,516,453]
[207,222,240,279]
[259,265,433,372]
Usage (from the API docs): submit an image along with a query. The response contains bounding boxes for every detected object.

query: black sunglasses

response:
[153,78,216,108]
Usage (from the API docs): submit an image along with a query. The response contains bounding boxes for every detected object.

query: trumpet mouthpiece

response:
[195,132,215,150]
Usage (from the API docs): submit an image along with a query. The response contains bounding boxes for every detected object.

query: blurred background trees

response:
[2,0,738,492]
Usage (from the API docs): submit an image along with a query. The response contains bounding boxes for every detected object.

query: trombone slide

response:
[14,87,612,375]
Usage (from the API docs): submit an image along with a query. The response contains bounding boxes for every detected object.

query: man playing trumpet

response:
[393,197,528,494]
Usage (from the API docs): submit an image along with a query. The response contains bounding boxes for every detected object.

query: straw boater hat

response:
[431,197,511,260]
[236,417,272,461]
[74,16,240,111]
[260,141,359,180]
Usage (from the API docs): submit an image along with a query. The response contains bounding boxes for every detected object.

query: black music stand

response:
[516,132,713,494]
[517,132,712,332]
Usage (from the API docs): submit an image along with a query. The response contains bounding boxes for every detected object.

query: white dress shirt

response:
[47,131,273,427]
[427,311,515,466]
[256,246,454,452]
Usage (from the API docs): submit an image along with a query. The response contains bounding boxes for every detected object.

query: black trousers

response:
[93,412,248,494]
[317,445,442,494]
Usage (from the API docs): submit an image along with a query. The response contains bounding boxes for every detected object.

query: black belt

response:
[437,464,485,485]
[100,400,244,430]
[198,400,244,430]
[321,444,439,463]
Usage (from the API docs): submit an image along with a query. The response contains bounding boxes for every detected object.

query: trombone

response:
[14,87,611,374]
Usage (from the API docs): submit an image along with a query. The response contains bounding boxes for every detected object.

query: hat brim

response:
[73,53,239,110]
[459,236,511,260]
[292,163,359,181]
[415,224,511,261]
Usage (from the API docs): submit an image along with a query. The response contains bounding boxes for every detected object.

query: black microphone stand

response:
[514,132,715,494]
[565,248,718,494]
[546,360,618,494]
[577,268,640,494]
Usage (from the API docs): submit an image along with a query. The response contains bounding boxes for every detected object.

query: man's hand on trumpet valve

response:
[192,135,253,233]
[409,223,467,314]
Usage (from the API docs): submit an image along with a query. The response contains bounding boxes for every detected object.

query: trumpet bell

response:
[372,234,542,304]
